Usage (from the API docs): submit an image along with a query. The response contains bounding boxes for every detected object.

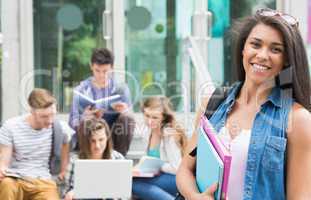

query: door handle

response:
[206,11,212,40]
[102,10,111,41]
[191,11,212,41]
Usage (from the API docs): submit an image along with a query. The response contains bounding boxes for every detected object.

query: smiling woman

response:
[176,8,311,200]
[242,23,286,86]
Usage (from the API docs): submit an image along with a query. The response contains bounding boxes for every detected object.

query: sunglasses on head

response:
[256,8,299,28]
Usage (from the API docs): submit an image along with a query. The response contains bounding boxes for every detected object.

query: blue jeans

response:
[132,173,177,200]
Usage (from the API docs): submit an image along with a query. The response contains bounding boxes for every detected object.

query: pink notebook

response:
[200,115,232,199]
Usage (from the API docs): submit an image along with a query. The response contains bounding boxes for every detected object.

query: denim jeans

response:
[132,173,177,200]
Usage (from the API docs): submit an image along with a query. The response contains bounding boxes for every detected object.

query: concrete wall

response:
[1,0,34,121]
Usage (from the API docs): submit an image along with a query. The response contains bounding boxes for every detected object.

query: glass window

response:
[124,0,195,112]
[32,0,280,114]
[33,0,107,112]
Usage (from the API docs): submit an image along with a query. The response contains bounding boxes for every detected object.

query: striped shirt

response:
[0,115,53,179]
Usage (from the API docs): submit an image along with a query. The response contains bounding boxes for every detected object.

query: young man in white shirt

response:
[0,88,71,200]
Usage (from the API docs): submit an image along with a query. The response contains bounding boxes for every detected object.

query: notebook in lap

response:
[74,159,133,199]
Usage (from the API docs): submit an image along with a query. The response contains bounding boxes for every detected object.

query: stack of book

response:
[196,115,232,200]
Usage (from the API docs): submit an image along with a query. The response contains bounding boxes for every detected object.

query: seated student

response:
[64,114,124,200]
[0,88,72,200]
[69,48,135,156]
[132,96,187,200]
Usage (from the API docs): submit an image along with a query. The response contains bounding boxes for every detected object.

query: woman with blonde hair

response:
[132,96,187,200]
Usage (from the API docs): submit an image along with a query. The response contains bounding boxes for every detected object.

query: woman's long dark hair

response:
[78,117,113,159]
[231,9,311,111]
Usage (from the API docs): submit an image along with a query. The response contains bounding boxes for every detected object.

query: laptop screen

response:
[73,159,133,199]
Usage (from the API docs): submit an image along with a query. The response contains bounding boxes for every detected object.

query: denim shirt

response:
[209,82,292,200]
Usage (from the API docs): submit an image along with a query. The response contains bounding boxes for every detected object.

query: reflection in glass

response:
[125,0,194,111]
[56,4,83,31]
[33,0,106,112]
[127,6,152,30]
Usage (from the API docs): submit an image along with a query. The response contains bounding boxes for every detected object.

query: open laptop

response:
[74,159,133,199]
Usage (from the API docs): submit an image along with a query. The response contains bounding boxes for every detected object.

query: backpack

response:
[49,120,67,175]
[175,87,230,200]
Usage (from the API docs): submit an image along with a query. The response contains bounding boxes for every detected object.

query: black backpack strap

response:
[189,87,230,158]
[189,147,197,157]
[204,87,230,118]
[49,120,64,175]
[49,121,56,172]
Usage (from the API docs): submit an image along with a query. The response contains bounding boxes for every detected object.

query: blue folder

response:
[196,126,224,200]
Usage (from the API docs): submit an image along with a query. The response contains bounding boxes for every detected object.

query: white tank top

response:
[218,126,251,200]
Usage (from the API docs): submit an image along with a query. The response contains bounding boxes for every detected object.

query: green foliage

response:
[64,35,96,67]
[61,1,106,82]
